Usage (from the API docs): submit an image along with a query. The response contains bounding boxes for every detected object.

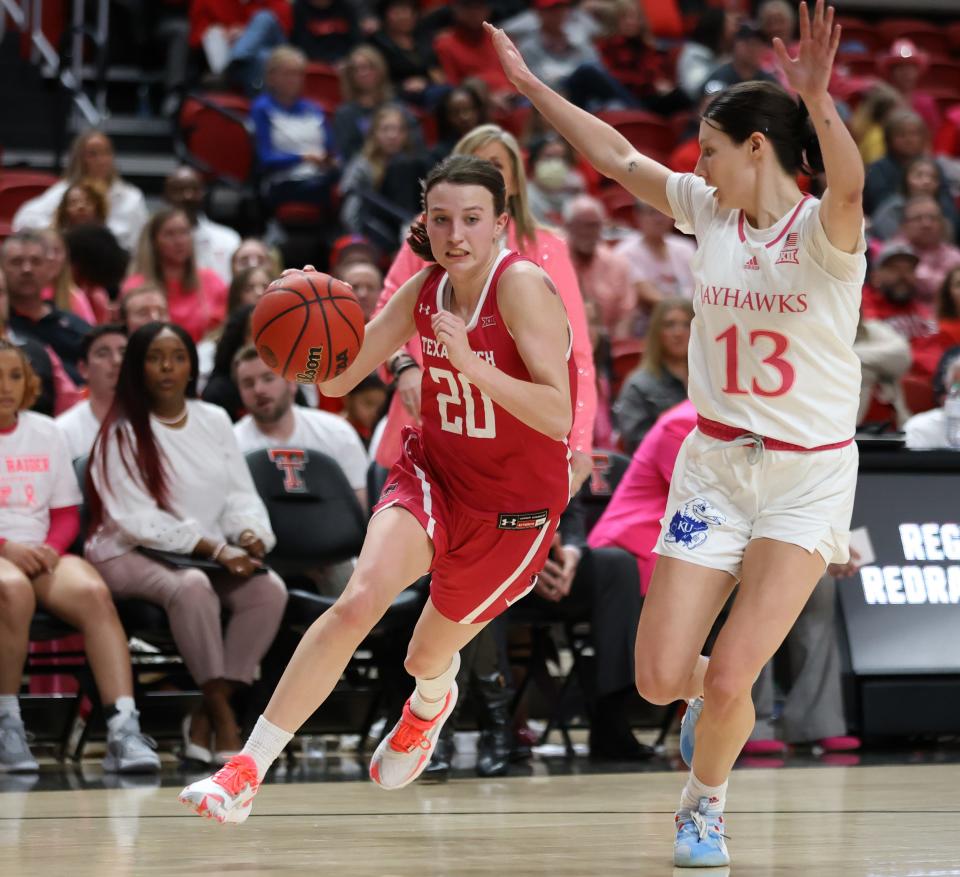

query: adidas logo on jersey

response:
[743,256,759,270]
[775,232,800,265]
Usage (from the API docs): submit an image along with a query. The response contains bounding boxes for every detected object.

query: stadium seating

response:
[596,110,675,166]
[303,62,342,111]
[876,19,951,56]
[0,169,58,239]
[176,92,255,187]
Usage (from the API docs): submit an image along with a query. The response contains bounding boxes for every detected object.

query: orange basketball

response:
[252,271,365,384]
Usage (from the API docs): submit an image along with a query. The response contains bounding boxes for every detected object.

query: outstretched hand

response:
[483,21,534,92]
[772,0,841,100]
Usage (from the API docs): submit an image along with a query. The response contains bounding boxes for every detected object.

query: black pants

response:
[499,546,641,697]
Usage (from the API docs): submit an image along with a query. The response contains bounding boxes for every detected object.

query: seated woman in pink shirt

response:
[123,208,228,342]
[589,400,696,594]
[371,123,597,492]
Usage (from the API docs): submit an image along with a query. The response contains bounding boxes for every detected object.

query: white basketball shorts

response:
[654,427,859,579]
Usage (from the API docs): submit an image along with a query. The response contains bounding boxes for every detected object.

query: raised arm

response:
[318,269,425,397]
[773,0,864,254]
[484,23,672,216]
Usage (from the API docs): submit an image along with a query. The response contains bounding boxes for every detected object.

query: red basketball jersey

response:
[414,249,576,524]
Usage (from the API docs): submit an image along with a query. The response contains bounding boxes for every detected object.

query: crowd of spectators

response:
[3,0,960,769]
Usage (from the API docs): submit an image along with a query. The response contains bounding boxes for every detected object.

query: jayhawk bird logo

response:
[665,498,726,550]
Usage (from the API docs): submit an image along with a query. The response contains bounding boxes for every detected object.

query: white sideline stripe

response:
[458,519,554,624]
[413,462,436,539]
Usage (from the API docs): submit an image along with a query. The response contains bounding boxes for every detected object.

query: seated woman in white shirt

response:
[13,130,149,253]
[0,340,158,773]
[904,348,960,449]
[86,322,288,764]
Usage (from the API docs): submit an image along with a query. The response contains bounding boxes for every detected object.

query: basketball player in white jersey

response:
[490,2,864,866]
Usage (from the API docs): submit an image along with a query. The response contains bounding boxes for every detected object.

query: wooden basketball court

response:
[2,762,957,875]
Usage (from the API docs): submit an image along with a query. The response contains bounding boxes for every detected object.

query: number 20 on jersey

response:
[429,367,497,438]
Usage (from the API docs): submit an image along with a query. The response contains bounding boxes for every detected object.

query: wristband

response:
[388,352,417,378]
[210,541,227,561]
[394,360,420,379]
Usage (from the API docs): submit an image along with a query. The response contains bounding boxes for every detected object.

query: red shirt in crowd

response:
[122,270,228,343]
[189,0,292,48]
[668,138,700,174]
[596,36,673,100]
[861,282,939,373]
[433,26,512,95]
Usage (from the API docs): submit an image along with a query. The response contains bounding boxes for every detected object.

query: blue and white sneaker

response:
[679,697,703,767]
[674,796,730,867]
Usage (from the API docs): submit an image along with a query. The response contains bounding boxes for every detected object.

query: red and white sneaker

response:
[178,754,260,824]
[369,683,458,790]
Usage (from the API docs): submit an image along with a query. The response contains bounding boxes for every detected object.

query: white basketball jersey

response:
[666,173,865,447]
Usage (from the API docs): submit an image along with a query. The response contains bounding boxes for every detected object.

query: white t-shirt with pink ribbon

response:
[0,411,82,544]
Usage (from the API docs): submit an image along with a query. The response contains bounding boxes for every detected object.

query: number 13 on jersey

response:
[429,367,497,438]
[716,325,795,398]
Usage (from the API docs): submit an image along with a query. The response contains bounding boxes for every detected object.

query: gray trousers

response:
[751,574,847,743]
[96,551,288,687]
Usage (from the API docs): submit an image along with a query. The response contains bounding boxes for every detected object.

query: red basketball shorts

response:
[372,429,558,624]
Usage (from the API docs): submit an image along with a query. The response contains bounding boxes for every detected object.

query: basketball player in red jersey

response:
[180,154,576,822]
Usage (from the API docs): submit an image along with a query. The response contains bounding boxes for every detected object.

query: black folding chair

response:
[244,448,426,743]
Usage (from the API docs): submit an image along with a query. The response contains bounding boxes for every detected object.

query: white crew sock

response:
[241,715,294,780]
[0,695,21,722]
[106,696,138,739]
[409,652,461,721]
[680,770,728,813]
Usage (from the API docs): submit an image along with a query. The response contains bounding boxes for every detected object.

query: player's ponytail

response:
[407,218,434,261]
[406,154,507,263]
[702,80,824,177]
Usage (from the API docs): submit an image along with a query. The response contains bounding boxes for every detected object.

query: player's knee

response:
[0,572,35,624]
[331,580,382,632]
[403,646,439,680]
[635,663,684,706]
[702,665,752,717]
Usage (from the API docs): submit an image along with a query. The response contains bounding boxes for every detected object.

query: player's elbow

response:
[832,176,864,207]
[838,187,864,208]
[318,378,349,397]
[546,409,573,442]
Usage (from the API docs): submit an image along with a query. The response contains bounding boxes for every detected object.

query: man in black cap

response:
[861,240,937,350]
[701,21,776,96]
